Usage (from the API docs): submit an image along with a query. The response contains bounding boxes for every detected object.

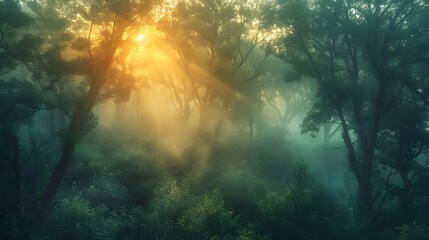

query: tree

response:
[268,0,429,218]
[24,0,161,223]
[377,102,429,210]
[0,0,44,219]
[158,0,273,137]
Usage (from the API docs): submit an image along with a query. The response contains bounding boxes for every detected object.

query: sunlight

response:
[135,33,145,43]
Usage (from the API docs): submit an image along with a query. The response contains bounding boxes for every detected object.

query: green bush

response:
[257,162,368,240]
[143,180,240,240]
[108,207,146,240]
[47,196,114,240]
[178,191,237,239]
[382,223,429,240]
[85,170,129,207]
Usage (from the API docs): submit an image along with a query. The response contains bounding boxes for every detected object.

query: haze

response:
[1,0,429,239]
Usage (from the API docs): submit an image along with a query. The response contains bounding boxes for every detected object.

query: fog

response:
[1,0,429,239]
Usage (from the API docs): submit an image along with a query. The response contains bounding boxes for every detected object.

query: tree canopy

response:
[1,0,429,239]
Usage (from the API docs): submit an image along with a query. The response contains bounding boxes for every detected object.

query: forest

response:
[0,0,429,239]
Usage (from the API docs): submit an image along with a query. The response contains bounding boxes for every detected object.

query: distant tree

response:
[377,97,429,210]
[159,0,273,138]
[0,0,44,219]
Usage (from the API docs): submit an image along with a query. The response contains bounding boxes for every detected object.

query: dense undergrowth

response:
[1,128,428,240]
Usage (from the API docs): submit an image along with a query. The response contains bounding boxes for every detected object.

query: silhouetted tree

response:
[267,0,429,218]
[26,0,161,223]
[378,100,429,210]
[0,0,44,220]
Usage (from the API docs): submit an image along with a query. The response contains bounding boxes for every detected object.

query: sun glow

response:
[135,34,145,43]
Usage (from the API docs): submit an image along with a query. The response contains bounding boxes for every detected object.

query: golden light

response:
[135,34,145,43]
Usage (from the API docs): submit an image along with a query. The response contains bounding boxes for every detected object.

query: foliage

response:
[382,224,429,240]
[143,180,239,239]
[47,196,113,240]
[1,0,429,239]
[267,0,429,219]
[397,224,429,240]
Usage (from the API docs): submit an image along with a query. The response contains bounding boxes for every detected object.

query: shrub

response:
[47,196,114,240]
[143,180,240,240]
[398,223,429,240]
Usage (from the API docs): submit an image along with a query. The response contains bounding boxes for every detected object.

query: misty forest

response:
[1,0,429,239]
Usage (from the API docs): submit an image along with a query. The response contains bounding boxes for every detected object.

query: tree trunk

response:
[11,135,24,218]
[34,131,76,224]
[59,81,67,130]
[34,9,130,223]
[34,80,103,223]
[336,104,373,218]
[322,123,332,146]
[398,169,412,209]
[357,170,373,218]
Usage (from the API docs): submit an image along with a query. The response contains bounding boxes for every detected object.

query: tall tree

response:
[26,0,160,223]
[268,0,429,218]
